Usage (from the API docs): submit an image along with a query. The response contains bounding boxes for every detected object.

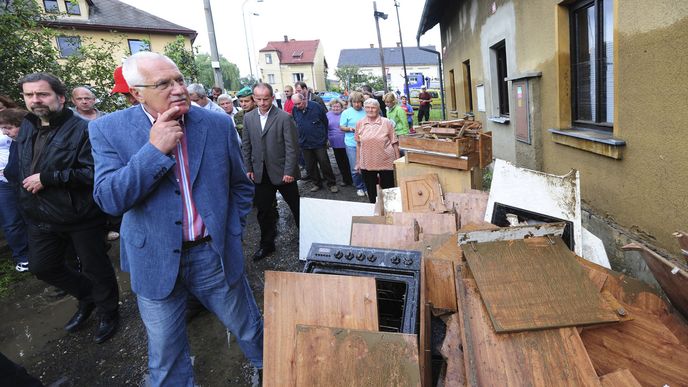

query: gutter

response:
[416,43,445,120]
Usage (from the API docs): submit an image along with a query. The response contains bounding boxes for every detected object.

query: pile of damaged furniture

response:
[260,118,687,386]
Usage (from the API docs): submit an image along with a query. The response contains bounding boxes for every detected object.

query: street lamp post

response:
[203,0,223,88]
[373,1,388,93]
[393,1,409,97]
[241,0,263,80]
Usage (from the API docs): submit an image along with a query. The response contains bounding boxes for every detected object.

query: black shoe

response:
[252,246,275,261]
[64,302,95,333]
[94,313,119,344]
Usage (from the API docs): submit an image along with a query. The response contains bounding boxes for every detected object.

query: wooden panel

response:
[399,173,447,213]
[457,222,566,245]
[399,135,464,156]
[350,223,419,249]
[351,215,388,225]
[478,131,493,168]
[393,155,475,193]
[598,369,641,387]
[444,191,489,228]
[457,276,601,386]
[674,230,688,262]
[391,212,457,235]
[464,237,619,332]
[424,258,457,315]
[419,262,432,387]
[622,242,688,319]
[294,325,420,387]
[406,151,477,171]
[263,271,379,387]
[438,313,466,386]
[581,306,688,387]
[422,233,462,263]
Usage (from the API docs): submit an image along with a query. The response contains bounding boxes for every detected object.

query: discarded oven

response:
[304,243,421,334]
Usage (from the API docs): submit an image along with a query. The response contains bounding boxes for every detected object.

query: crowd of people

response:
[0,50,422,386]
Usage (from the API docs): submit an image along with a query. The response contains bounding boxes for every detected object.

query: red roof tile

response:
[259,39,320,64]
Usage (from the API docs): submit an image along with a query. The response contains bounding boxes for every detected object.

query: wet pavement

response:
[0,159,369,386]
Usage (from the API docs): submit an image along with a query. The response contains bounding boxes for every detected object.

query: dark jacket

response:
[14,108,104,229]
[292,101,329,149]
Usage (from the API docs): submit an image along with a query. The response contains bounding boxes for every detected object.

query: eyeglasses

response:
[134,76,185,91]
[21,92,53,99]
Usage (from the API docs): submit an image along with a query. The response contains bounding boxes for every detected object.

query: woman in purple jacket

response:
[326,98,353,186]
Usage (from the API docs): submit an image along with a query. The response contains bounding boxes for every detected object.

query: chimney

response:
[396,42,401,47]
[284,35,288,42]
[370,43,374,48]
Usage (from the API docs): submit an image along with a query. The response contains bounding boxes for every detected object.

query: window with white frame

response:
[292,73,304,82]
[267,74,275,84]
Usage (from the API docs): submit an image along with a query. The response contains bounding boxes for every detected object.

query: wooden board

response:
[438,313,466,387]
[350,223,419,250]
[419,262,432,387]
[580,306,688,387]
[406,151,477,171]
[424,258,457,315]
[622,242,688,319]
[391,212,457,235]
[294,325,420,387]
[421,233,462,263]
[351,215,388,225]
[399,135,467,156]
[444,191,489,228]
[398,173,447,213]
[457,222,566,245]
[598,369,641,387]
[674,230,688,262]
[393,155,477,193]
[263,271,379,387]
[478,131,493,169]
[464,237,619,332]
[456,276,602,386]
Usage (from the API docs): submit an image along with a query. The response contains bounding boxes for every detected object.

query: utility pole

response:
[203,0,223,88]
[394,0,409,97]
[373,1,388,93]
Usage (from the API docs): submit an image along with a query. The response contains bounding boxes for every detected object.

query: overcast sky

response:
[119,0,441,78]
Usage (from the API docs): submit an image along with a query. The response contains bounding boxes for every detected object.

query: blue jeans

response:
[0,181,28,264]
[345,146,365,190]
[137,243,263,387]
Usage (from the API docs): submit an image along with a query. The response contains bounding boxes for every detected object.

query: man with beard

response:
[89,52,262,385]
[15,73,119,343]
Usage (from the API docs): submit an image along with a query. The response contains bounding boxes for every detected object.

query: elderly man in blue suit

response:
[88,52,262,386]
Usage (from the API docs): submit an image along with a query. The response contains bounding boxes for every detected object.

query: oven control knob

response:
[391,256,401,265]
[356,253,365,261]
[367,254,377,262]
[345,252,354,260]
[334,251,343,259]
[403,257,414,266]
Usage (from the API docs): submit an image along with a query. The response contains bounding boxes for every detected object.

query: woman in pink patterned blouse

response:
[354,98,400,203]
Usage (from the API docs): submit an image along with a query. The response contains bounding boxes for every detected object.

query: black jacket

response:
[13,108,104,229]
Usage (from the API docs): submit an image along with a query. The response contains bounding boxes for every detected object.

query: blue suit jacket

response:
[88,105,253,300]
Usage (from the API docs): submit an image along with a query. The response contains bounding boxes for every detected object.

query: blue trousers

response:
[136,243,263,387]
[345,145,366,191]
[0,181,28,264]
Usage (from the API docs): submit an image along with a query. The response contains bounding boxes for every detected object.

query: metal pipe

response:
[416,41,445,120]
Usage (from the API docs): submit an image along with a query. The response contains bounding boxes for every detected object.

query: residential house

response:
[417,0,688,274]
[39,0,196,63]
[337,45,439,94]
[258,36,328,92]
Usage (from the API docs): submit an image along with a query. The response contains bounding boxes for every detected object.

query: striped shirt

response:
[142,105,206,241]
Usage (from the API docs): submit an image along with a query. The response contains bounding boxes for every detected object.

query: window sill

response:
[548,128,626,159]
[488,116,510,124]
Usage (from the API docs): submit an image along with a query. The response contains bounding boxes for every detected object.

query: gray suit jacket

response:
[241,107,300,185]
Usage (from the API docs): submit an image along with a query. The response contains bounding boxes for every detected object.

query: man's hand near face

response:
[150,106,184,154]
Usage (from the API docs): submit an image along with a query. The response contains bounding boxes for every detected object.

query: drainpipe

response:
[416,42,445,120]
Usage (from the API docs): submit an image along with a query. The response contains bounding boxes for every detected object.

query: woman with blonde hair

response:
[355,98,400,203]
[383,92,409,136]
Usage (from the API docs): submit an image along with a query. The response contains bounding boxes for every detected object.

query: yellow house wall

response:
[439,0,688,253]
[259,44,327,92]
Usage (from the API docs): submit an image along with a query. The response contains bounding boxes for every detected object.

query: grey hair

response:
[217,93,232,103]
[122,52,177,88]
[186,83,206,96]
[291,93,303,102]
[363,98,380,108]
[329,98,343,107]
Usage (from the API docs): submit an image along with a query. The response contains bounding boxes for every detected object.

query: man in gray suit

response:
[241,83,300,261]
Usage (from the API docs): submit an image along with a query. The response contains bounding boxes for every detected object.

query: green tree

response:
[0,0,61,101]
[334,65,368,92]
[195,53,241,91]
[164,35,199,82]
[365,75,385,92]
[238,75,258,89]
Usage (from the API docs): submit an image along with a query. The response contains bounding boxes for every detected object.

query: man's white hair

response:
[122,52,177,88]
[186,83,206,96]
[217,93,232,103]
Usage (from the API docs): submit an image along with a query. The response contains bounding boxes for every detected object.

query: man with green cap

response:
[233,86,256,137]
